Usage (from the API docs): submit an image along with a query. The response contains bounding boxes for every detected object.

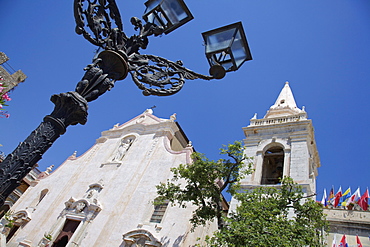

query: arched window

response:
[37,189,49,206]
[150,199,169,223]
[51,219,81,247]
[261,146,284,185]
[5,210,31,243]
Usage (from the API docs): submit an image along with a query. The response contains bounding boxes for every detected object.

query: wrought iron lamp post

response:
[0,0,252,206]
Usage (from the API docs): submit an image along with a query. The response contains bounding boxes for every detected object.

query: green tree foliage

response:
[205,177,328,247]
[155,141,253,229]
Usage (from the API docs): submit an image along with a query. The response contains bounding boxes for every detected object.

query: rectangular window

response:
[150,202,169,223]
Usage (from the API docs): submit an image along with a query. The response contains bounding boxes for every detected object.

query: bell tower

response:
[232,82,320,206]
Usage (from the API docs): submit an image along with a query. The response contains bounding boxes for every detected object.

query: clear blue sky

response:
[1,0,369,201]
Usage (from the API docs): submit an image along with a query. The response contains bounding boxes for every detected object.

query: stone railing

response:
[249,113,307,126]
[323,208,370,225]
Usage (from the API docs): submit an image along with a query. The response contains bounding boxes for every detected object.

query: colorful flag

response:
[358,188,369,211]
[346,187,361,208]
[329,186,335,199]
[334,186,342,208]
[340,187,351,207]
[339,234,348,247]
[329,186,335,206]
[356,235,363,247]
[321,189,327,207]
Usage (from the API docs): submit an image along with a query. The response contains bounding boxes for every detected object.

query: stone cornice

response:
[324,208,370,226]
[243,120,313,140]
[100,121,179,140]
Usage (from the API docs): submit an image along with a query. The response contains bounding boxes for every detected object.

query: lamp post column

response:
[0,92,88,205]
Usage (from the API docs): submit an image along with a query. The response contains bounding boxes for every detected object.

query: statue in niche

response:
[111,137,133,162]
[86,186,101,201]
[86,189,97,200]
[85,180,104,201]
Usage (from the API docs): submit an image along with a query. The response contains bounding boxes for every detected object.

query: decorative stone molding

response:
[256,138,290,153]
[162,135,193,164]
[64,197,102,220]
[96,137,108,143]
[63,182,103,220]
[42,183,104,247]
[324,208,370,225]
[122,229,162,247]
[12,210,31,225]
[84,181,104,201]
[37,237,51,247]
[18,239,33,247]
[249,113,307,127]
[36,165,55,180]
[0,210,31,242]
[168,113,176,122]
[67,151,78,160]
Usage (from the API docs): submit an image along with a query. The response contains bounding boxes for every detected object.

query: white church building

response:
[2,108,217,246]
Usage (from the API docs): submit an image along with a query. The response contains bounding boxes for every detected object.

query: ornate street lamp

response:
[0,0,252,206]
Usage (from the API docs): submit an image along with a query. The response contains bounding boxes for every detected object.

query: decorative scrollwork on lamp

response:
[72,0,235,98]
[74,0,126,50]
[128,54,213,96]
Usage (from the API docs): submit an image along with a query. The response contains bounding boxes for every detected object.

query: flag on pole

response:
[334,186,342,208]
[358,188,369,211]
[346,187,361,208]
[356,235,363,247]
[329,186,335,200]
[340,187,351,207]
[321,189,328,207]
[332,234,337,247]
[339,234,348,247]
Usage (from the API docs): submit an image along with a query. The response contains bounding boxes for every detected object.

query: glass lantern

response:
[202,22,252,79]
[143,0,194,34]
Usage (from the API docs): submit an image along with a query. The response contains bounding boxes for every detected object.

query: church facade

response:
[2,110,216,246]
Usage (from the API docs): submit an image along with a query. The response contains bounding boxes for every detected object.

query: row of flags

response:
[332,234,363,247]
[321,187,369,210]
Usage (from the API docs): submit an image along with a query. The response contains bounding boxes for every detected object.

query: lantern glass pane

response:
[144,0,162,15]
[222,61,233,71]
[231,30,248,68]
[205,28,236,53]
[220,60,233,71]
[162,0,188,25]
[146,12,164,26]
[210,53,233,71]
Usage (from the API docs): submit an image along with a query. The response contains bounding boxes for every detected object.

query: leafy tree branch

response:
[155,141,253,230]
[204,177,328,247]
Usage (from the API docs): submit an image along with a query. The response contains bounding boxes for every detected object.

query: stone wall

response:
[324,208,370,247]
